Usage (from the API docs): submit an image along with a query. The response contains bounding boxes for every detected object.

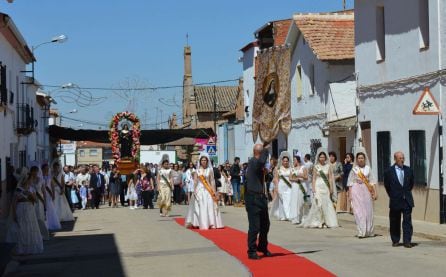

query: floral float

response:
[109,111,141,162]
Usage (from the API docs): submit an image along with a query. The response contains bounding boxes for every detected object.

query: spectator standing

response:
[230,157,242,206]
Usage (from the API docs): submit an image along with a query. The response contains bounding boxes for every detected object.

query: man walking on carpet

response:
[245,143,272,260]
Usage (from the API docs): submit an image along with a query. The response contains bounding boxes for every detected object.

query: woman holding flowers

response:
[270,151,293,221]
[289,155,309,225]
[300,148,338,228]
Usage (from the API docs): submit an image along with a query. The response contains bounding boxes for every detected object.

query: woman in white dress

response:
[51,161,74,222]
[184,161,196,205]
[6,167,44,255]
[29,162,49,240]
[300,148,338,228]
[270,151,292,221]
[289,156,309,225]
[157,155,173,217]
[42,164,61,231]
[218,164,231,206]
[185,153,223,230]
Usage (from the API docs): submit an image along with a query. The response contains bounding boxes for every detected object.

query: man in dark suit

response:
[90,165,105,209]
[245,143,271,260]
[383,151,415,248]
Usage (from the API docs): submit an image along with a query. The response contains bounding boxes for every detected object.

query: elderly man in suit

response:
[90,165,105,209]
[383,151,415,248]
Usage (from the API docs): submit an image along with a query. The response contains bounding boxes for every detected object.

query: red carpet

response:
[175,218,334,277]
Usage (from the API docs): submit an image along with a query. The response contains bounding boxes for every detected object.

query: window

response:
[309,63,315,95]
[89,149,98,156]
[419,0,429,49]
[296,65,303,99]
[409,130,427,186]
[377,131,391,182]
[19,150,26,168]
[376,6,385,61]
[79,150,85,157]
[0,63,7,105]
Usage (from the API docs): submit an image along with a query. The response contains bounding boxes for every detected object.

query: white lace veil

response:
[17,167,29,187]
[314,147,337,199]
[159,154,170,166]
[347,147,376,186]
[29,160,43,191]
[277,151,291,170]
[197,152,212,170]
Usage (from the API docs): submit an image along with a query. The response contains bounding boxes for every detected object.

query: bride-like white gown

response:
[185,168,223,230]
[43,175,62,231]
[301,163,338,228]
[53,172,74,222]
[270,167,292,221]
[289,166,308,224]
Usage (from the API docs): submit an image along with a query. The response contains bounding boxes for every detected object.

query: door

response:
[360,121,372,163]
[339,137,346,161]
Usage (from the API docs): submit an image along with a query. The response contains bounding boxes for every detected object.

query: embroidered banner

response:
[253,47,291,143]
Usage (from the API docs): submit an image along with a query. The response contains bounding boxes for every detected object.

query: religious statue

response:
[119,123,133,159]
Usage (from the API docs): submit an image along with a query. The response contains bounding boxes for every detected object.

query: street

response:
[3,204,445,277]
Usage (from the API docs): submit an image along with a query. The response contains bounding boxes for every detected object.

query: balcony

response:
[16,103,35,135]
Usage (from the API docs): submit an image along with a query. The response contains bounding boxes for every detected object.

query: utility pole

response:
[213,85,217,133]
[343,0,346,10]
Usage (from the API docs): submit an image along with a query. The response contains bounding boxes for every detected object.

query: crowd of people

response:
[1,145,415,257]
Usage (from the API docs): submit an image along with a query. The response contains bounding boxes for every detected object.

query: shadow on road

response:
[5,233,125,277]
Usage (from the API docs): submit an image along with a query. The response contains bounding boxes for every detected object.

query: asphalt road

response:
[3,203,445,277]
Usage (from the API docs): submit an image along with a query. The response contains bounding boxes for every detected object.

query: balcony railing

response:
[16,103,35,135]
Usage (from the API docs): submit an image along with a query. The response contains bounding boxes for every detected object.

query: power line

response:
[42,78,240,92]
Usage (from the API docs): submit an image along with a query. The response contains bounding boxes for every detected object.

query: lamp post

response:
[29,34,68,83]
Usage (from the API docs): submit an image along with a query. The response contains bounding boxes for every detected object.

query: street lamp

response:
[29,34,68,83]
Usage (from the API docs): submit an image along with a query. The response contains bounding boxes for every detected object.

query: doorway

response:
[360,121,372,163]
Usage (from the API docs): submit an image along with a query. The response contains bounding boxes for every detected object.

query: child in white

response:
[80,181,88,210]
[127,176,138,209]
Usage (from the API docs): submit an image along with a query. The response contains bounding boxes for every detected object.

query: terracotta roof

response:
[273,20,292,46]
[240,41,258,52]
[293,13,354,61]
[194,86,239,113]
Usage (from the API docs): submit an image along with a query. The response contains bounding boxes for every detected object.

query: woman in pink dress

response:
[347,148,378,238]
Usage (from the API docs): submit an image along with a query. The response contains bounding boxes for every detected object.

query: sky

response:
[1,0,353,129]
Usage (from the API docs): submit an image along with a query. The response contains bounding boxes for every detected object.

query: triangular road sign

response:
[207,137,215,145]
[413,87,441,115]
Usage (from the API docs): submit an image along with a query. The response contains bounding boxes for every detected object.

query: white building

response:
[285,12,356,159]
[355,0,445,223]
[0,12,40,215]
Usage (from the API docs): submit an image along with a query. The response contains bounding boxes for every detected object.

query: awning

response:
[327,116,356,130]
[49,125,214,145]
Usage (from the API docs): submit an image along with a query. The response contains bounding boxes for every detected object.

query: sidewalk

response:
[337,213,446,241]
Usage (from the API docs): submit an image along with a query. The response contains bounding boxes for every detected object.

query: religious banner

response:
[252,47,291,143]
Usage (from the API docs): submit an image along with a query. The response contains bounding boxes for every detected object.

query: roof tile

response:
[294,13,354,61]
[194,86,239,113]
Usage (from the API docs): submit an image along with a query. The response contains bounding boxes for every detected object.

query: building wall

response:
[355,0,440,86]
[76,147,103,165]
[288,34,355,158]
[355,0,444,222]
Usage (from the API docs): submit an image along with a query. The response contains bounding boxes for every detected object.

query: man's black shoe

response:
[248,253,260,260]
[403,243,413,248]
[262,250,272,257]
[392,242,401,247]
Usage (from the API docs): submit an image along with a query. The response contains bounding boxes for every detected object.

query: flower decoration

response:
[109,111,141,163]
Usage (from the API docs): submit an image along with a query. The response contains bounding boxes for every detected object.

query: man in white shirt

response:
[64,166,76,210]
